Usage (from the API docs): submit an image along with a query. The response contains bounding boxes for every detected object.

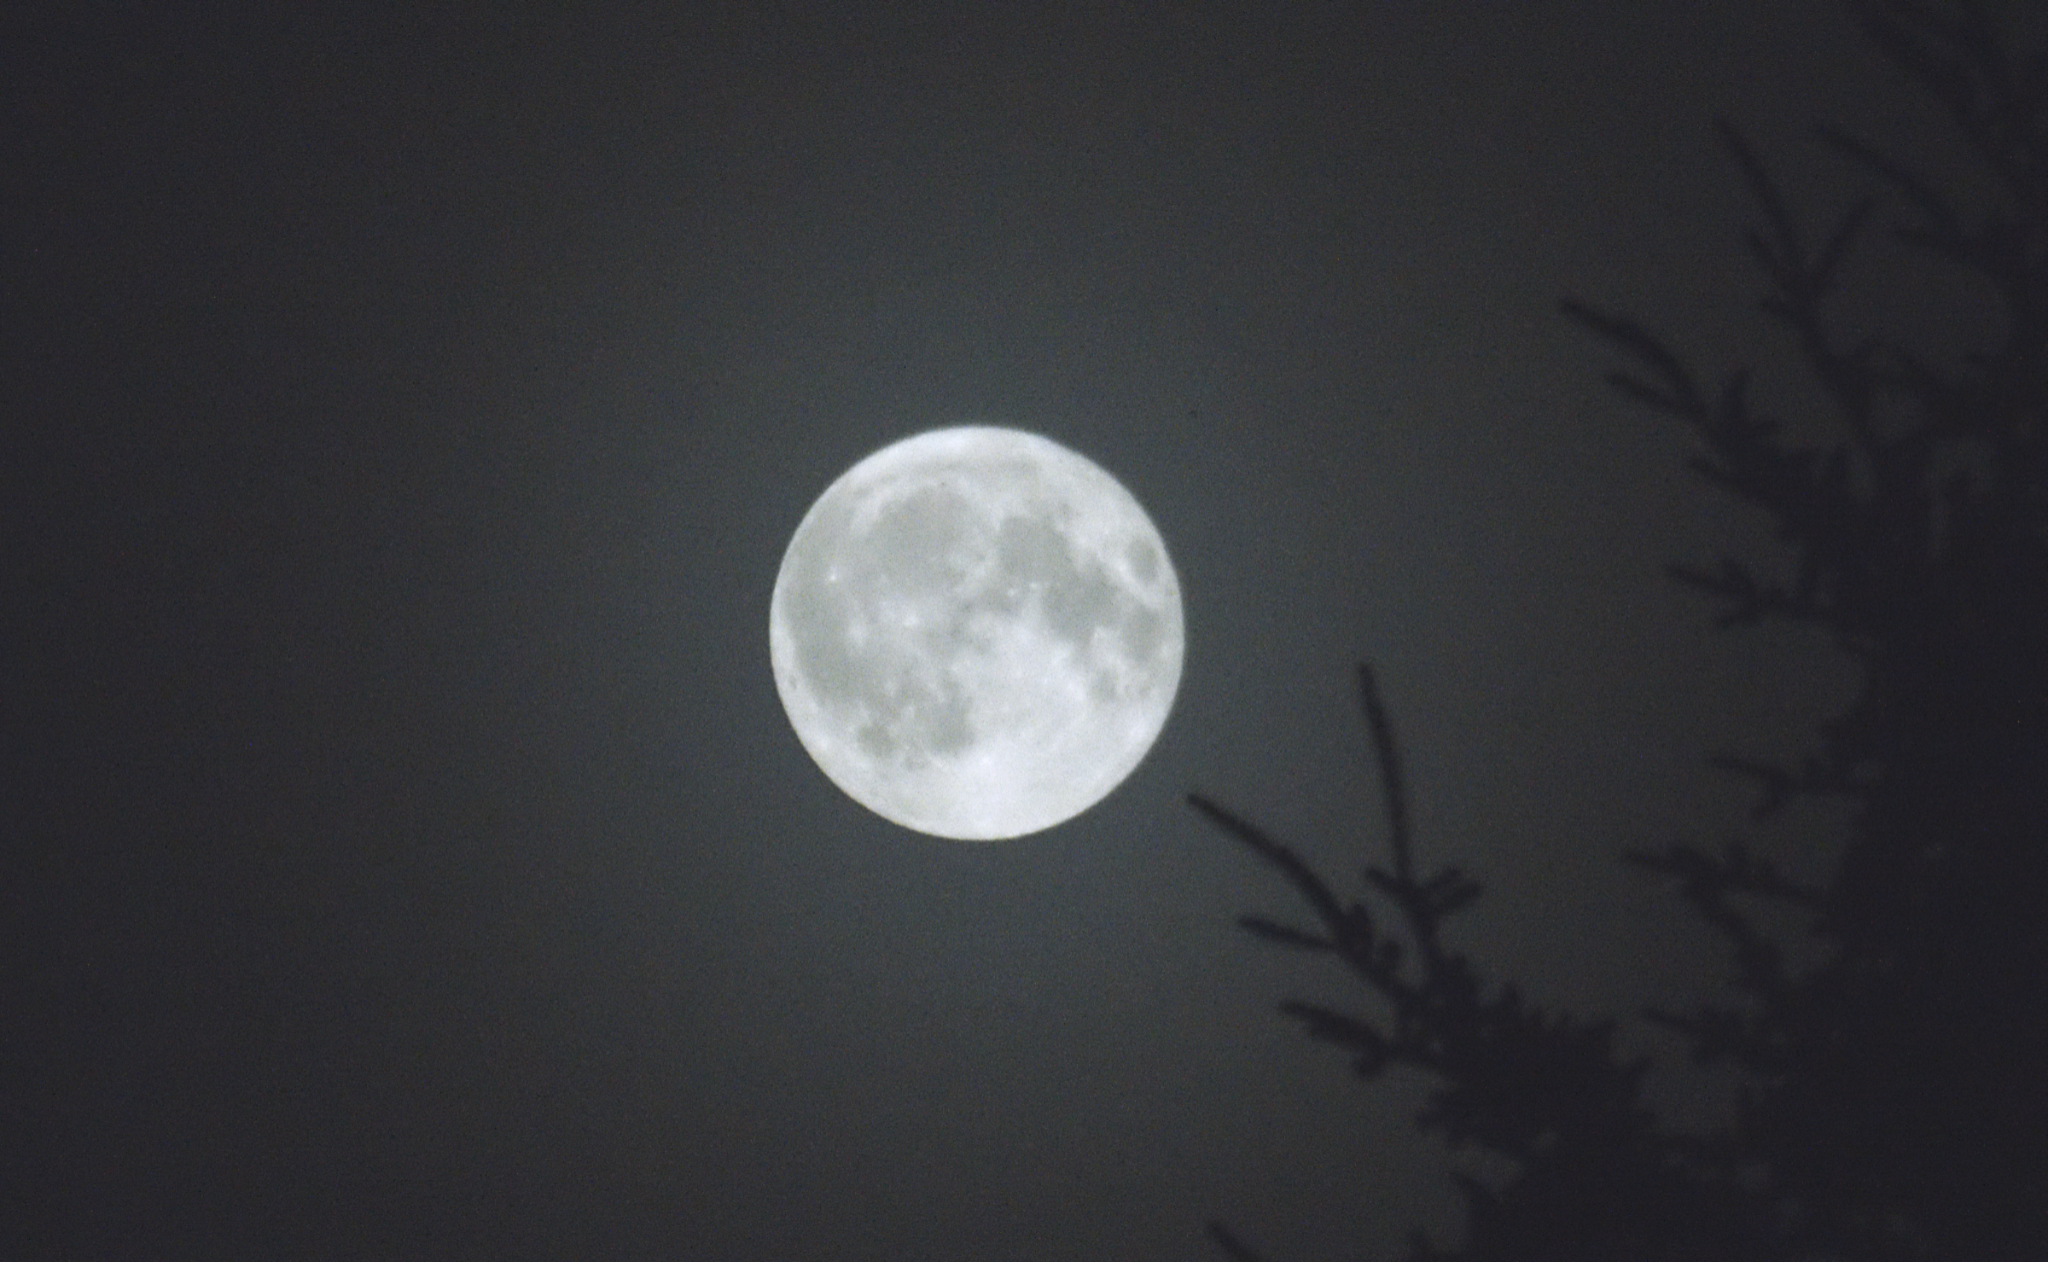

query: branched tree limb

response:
[1196,668,1745,1259]
[1202,6,2048,1258]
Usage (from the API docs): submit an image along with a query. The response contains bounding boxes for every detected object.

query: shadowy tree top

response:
[1201,3,2048,1258]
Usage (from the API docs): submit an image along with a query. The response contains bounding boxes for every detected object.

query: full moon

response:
[769,426,1184,840]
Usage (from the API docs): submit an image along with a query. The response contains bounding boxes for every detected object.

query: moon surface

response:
[770,426,1184,840]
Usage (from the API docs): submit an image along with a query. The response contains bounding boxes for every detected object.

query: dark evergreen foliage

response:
[1200,3,2048,1257]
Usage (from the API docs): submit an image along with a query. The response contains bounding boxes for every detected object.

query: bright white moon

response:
[770,426,1184,840]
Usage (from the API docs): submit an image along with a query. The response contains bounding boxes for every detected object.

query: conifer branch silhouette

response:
[1195,669,1753,1260]
[1200,4,2047,1258]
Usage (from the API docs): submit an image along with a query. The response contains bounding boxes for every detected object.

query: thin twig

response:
[1357,663,1412,883]
[1204,1220,1270,1262]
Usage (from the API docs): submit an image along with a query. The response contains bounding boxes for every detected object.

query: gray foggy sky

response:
[6,2,1967,1258]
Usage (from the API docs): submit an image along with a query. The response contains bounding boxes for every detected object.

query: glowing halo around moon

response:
[769,426,1185,840]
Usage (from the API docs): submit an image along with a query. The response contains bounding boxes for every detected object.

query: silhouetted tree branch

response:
[1200,3,2048,1258]
[1205,1219,1272,1262]
[1196,670,1772,1261]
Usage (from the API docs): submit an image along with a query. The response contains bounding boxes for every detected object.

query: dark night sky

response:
[3,3,1978,1259]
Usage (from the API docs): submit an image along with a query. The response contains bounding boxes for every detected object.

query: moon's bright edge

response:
[769,427,1184,840]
